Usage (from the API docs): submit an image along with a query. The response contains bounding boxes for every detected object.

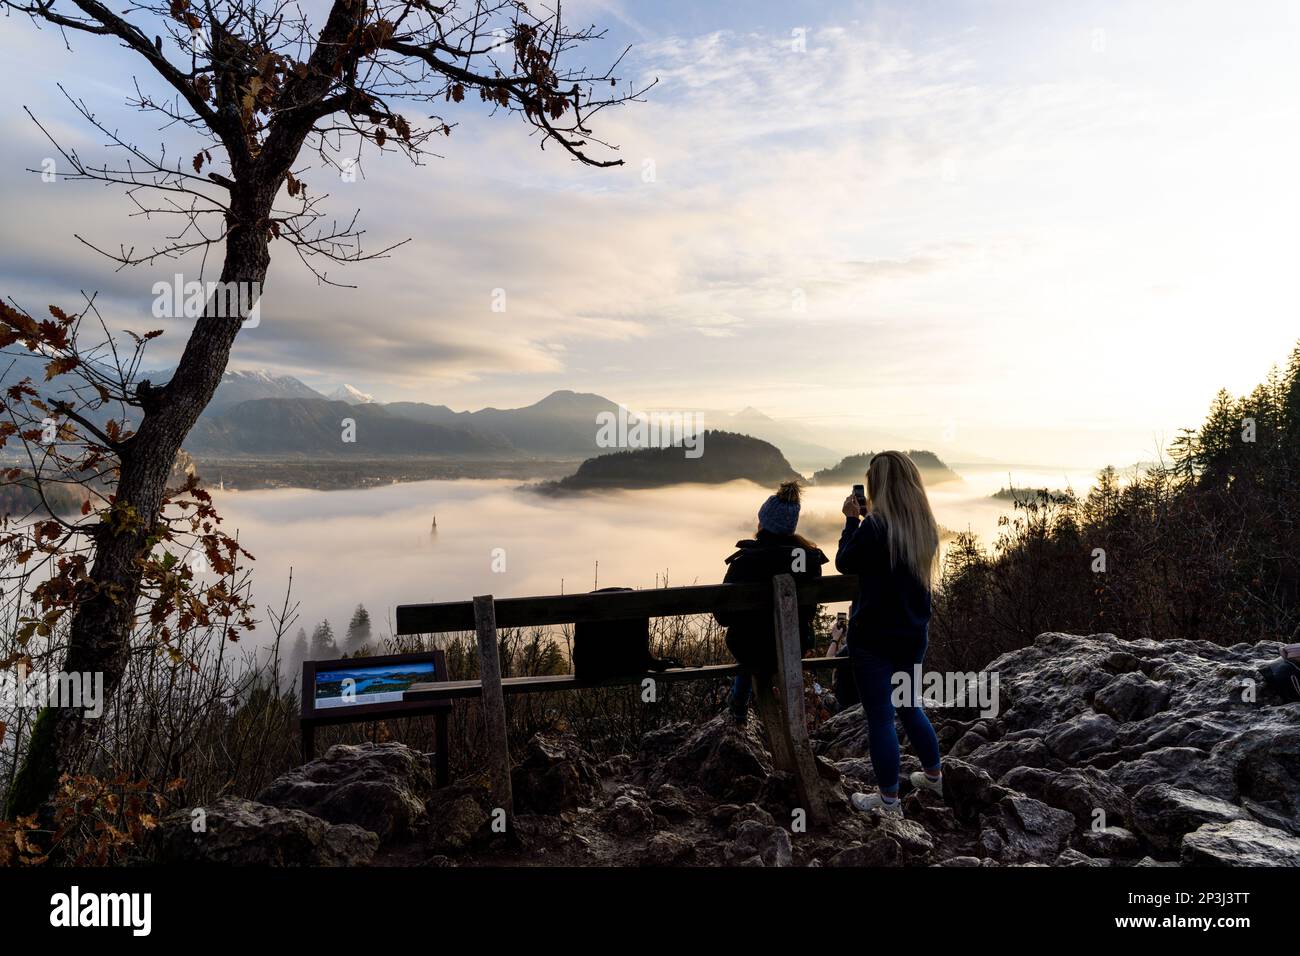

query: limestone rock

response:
[1055,848,1108,867]
[1044,712,1119,762]
[724,819,792,867]
[979,795,1076,864]
[158,797,378,866]
[999,765,1131,829]
[1180,820,1300,867]
[642,832,695,866]
[943,758,1012,822]
[1093,672,1172,722]
[652,713,774,801]
[601,793,655,836]
[827,839,900,867]
[965,737,1055,780]
[511,734,601,815]
[1132,783,1249,852]
[257,742,433,842]
[1079,825,1141,858]
[426,779,493,854]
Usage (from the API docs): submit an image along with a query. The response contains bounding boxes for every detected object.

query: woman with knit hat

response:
[714,480,828,722]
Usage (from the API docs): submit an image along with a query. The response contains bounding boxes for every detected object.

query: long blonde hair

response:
[866,451,940,590]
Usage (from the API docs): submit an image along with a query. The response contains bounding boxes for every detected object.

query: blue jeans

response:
[850,638,941,792]
[730,673,753,714]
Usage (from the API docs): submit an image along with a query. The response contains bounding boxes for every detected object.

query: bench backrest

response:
[394,574,858,635]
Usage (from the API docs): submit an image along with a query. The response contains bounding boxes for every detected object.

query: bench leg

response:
[772,575,830,828]
[474,594,514,822]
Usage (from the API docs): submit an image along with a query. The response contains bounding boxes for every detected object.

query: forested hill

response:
[812,450,960,486]
[930,342,1300,674]
[541,430,801,492]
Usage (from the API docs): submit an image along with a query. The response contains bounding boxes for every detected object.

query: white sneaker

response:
[909,771,944,798]
[851,791,903,816]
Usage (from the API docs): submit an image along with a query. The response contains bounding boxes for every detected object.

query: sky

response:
[1,0,1298,467]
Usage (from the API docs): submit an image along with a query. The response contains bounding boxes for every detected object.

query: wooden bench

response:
[396,574,857,828]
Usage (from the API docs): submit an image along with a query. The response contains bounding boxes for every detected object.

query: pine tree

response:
[1193,388,1243,487]
[1084,465,1122,524]
[1280,345,1300,483]
[345,605,373,655]
[285,628,309,686]
[310,621,339,661]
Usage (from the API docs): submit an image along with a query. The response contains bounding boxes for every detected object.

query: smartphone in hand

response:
[852,484,867,516]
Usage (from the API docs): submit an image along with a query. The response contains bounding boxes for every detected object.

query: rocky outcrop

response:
[648,715,774,802]
[723,819,793,866]
[978,795,1076,863]
[998,766,1131,829]
[1131,783,1250,852]
[1180,820,1300,866]
[810,630,1297,864]
[257,742,434,843]
[157,632,1297,866]
[973,633,1299,853]
[424,777,494,855]
[156,797,379,866]
[828,808,937,866]
[1093,672,1172,722]
[511,735,601,815]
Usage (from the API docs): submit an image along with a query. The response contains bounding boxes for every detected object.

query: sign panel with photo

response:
[313,660,438,710]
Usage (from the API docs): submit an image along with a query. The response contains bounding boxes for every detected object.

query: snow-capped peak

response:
[225,368,284,383]
[329,384,376,405]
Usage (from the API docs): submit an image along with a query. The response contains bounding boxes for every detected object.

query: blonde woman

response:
[836,451,943,815]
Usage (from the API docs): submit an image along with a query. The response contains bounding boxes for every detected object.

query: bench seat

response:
[404,655,844,702]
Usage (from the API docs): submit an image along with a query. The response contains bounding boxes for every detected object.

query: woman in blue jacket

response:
[835,451,943,814]
[715,480,828,721]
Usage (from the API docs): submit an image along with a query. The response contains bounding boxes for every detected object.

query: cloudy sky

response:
[1,0,1298,467]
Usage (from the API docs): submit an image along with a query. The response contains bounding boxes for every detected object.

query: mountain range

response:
[179,369,327,414]
[382,389,629,457]
[0,360,966,472]
[181,372,861,466]
[185,383,635,459]
[187,398,513,456]
[152,369,376,414]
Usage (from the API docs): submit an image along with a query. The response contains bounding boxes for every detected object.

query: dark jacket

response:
[715,530,828,675]
[835,514,931,649]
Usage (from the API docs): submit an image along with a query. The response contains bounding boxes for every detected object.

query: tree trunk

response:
[6,188,273,819]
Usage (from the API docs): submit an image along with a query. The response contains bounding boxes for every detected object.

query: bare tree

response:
[0,0,649,817]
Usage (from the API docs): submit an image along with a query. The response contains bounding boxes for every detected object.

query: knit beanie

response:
[757,480,802,535]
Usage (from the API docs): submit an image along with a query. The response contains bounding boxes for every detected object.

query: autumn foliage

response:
[1,299,255,669]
